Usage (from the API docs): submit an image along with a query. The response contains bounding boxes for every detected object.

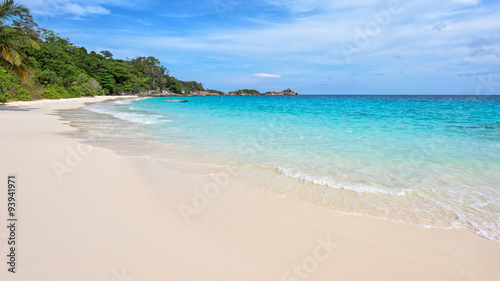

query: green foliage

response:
[38,69,62,85]
[42,84,70,99]
[182,80,204,94]
[0,67,32,101]
[0,64,19,87]
[100,50,113,59]
[0,64,26,102]
[240,89,261,95]
[0,80,7,103]
[11,12,47,39]
[11,87,31,100]
[0,0,29,25]
[208,89,225,95]
[68,74,103,97]
[131,56,168,92]
[165,76,204,95]
[0,1,40,83]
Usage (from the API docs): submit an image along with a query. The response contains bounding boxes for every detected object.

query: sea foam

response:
[277,166,408,196]
[84,104,162,125]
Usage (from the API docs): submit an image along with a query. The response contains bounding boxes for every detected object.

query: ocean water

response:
[62,95,500,242]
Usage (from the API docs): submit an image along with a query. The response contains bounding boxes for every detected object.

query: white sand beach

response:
[1,97,500,281]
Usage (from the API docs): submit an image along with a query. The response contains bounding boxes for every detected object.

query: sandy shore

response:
[1,97,500,281]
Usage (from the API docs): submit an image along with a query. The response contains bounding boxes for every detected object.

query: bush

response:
[42,84,71,99]
[11,88,32,101]
[38,70,63,85]
[0,81,33,102]
[168,82,182,94]
[87,78,105,96]
[208,89,225,95]
[67,88,82,98]
[69,74,103,97]
[0,81,7,103]
[241,89,261,95]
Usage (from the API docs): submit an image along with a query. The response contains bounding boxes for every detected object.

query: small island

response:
[138,88,299,97]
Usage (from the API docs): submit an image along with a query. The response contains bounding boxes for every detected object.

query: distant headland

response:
[135,88,299,97]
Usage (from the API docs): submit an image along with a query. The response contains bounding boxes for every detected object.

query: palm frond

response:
[0,0,28,23]
[0,1,37,82]
[0,45,14,64]
[0,27,40,49]
[11,62,29,81]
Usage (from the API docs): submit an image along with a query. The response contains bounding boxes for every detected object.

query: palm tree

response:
[0,0,39,82]
[0,0,27,23]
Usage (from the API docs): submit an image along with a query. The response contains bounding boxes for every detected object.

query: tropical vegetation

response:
[0,0,211,103]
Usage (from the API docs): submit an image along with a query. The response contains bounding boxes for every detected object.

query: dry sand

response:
[0,97,499,281]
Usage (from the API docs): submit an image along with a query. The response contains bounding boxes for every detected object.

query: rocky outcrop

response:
[135,89,221,97]
[189,90,219,96]
[226,89,261,96]
[136,89,182,97]
[133,88,299,97]
[226,88,299,96]
[264,88,299,96]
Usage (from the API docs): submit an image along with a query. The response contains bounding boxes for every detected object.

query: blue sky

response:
[17,0,500,95]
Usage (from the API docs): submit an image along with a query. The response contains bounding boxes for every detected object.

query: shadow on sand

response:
[0,105,38,112]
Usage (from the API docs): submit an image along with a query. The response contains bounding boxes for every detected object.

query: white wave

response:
[84,105,162,125]
[114,97,149,105]
[277,166,408,196]
[114,100,132,105]
[277,166,500,242]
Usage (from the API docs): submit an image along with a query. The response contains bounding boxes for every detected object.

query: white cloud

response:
[254,73,282,78]
[264,0,382,14]
[156,12,214,18]
[18,0,135,17]
[62,3,109,16]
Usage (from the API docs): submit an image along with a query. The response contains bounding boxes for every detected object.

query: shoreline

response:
[1,97,500,280]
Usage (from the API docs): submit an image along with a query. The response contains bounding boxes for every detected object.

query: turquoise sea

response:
[63,95,500,242]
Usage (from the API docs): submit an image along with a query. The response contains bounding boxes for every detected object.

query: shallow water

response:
[60,95,500,242]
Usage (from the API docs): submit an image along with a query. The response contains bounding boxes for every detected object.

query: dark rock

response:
[265,88,299,96]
